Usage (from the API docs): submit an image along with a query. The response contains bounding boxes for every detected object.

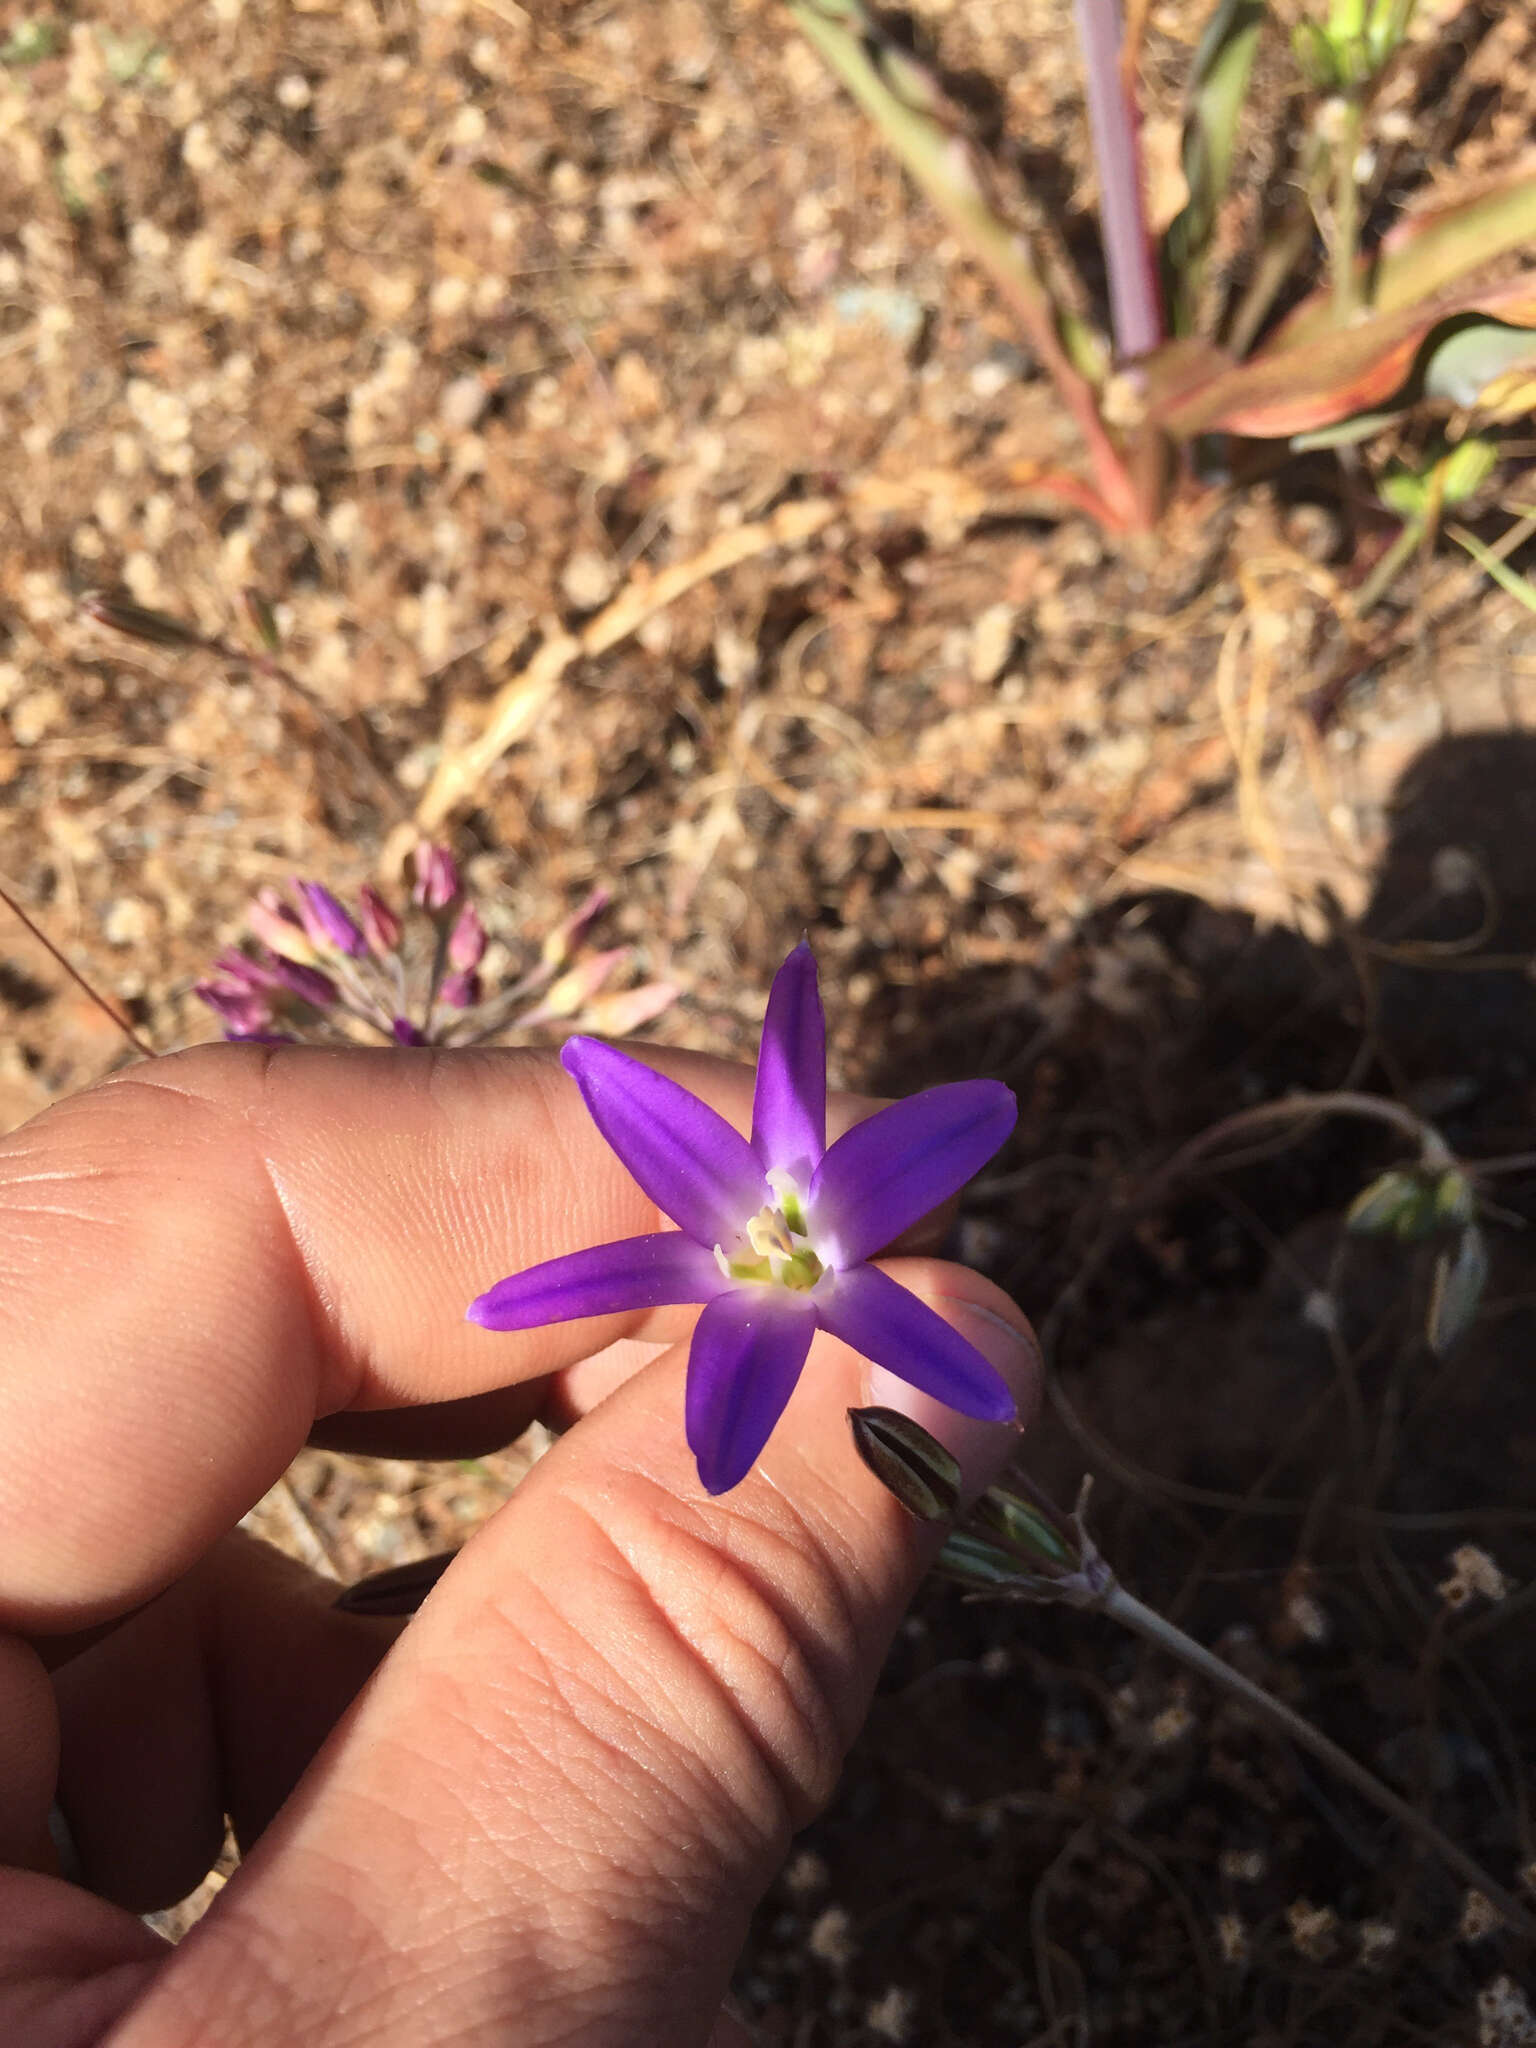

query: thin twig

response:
[0,880,155,1060]
[207,636,410,824]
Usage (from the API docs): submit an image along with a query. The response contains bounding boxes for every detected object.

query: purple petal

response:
[751,941,826,1182]
[815,1263,1016,1422]
[808,1080,1016,1268]
[561,1037,768,1247]
[686,1290,817,1494]
[247,890,314,964]
[269,958,340,1010]
[194,981,270,1033]
[468,1231,727,1331]
[294,881,367,959]
[392,1016,428,1046]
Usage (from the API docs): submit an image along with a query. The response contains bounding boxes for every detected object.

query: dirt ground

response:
[5,0,1536,2039]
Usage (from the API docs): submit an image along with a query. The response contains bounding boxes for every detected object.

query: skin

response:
[0,1043,1041,2048]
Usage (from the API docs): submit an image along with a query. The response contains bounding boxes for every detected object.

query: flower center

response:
[714,1172,825,1294]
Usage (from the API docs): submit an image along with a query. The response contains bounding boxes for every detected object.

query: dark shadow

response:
[740,732,1536,2044]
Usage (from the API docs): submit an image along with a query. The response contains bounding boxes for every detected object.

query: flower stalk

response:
[1074,0,1164,360]
[851,1409,1536,1942]
[83,590,408,821]
[785,0,1146,531]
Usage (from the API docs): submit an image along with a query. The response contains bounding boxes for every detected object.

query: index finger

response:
[0,1042,768,1631]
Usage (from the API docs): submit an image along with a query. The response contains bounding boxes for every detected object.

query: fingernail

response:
[862,1294,1040,1507]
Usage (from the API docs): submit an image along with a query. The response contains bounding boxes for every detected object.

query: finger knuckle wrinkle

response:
[563,1490,847,1827]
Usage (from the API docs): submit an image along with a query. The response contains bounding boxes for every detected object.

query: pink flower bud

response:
[439,968,481,1010]
[447,902,487,972]
[577,980,679,1038]
[358,885,402,956]
[247,889,315,964]
[520,948,626,1026]
[542,886,609,969]
[211,948,279,992]
[411,842,460,912]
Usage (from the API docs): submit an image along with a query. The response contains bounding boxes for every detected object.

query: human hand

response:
[0,1044,1039,2046]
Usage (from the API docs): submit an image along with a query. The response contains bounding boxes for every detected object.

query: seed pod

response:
[847,1405,962,1523]
[82,595,207,648]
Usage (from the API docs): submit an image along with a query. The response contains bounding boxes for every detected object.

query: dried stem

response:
[0,880,155,1060]
[81,596,408,823]
[207,635,410,824]
[1159,1087,1457,1180]
[951,1469,1536,1940]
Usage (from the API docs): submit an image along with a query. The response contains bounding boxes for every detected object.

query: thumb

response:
[108,1264,1039,2048]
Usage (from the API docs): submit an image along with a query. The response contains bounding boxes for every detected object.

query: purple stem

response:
[1074,0,1164,361]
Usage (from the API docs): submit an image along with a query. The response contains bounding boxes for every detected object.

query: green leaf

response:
[1427,1224,1488,1355]
[1165,0,1266,334]
[1292,19,1339,87]
[1378,470,1428,518]
[1283,172,1536,347]
[1346,1167,1430,1236]
[1431,1168,1475,1228]
[1422,321,1536,410]
[1292,407,1401,451]
[1448,523,1536,617]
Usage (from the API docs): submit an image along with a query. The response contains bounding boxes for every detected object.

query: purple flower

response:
[468,943,1018,1494]
[294,881,367,959]
[210,947,286,993]
[268,957,339,1010]
[193,979,271,1036]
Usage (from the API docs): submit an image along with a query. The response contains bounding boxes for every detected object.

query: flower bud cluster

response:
[194,844,677,1051]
